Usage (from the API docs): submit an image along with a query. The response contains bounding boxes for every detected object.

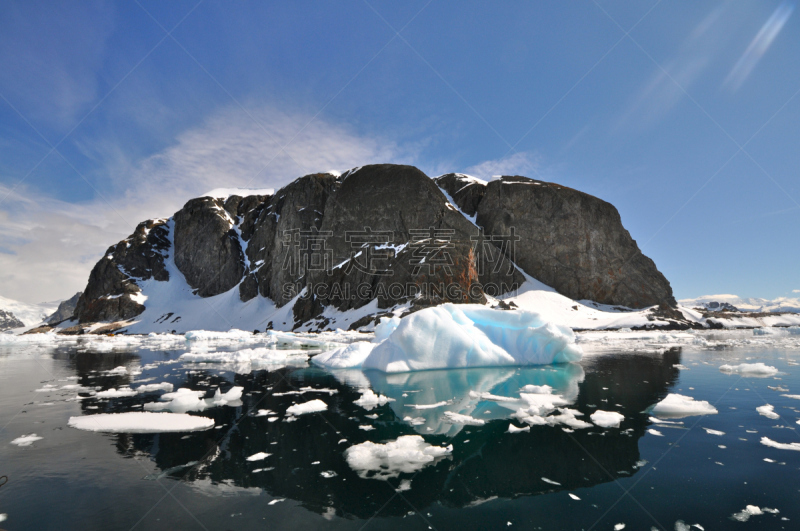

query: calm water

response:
[1,334,799,530]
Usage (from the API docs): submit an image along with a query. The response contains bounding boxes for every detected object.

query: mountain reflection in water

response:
[64,346,682,519]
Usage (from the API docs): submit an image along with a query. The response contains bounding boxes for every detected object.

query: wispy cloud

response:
[614,5,730,131]
[0,104,403,303]
[723,1,794,92]
[463,152,540,180]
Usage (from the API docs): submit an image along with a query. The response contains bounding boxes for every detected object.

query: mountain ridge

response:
[63,164,678,333]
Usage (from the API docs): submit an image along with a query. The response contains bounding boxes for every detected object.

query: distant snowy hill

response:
[679,294,800,314]
[0,295,60,328]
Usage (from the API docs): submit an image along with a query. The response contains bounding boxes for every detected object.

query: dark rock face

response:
[174,197,246,297]
[74,164,676,327]
[434,173,486,217]
[46,292,82,324]
[300,165,522,326]
[243,173,338,305]
[476,176,675,309]
[0,309,24,331]
[75,219,170,323]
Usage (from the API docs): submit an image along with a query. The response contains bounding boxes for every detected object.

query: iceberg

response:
[312,304,582,373]
[649,394,718,418]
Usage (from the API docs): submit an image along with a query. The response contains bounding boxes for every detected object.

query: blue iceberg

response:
[312,303,582,373]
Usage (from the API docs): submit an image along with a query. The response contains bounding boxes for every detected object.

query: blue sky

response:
[1,0,799,303]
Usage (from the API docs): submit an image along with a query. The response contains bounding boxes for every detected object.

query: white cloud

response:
[723,1,794,92]
[793,289,800,294]
[0,105,403,303]
[463,152,540,180]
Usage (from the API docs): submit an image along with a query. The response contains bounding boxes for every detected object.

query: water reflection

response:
[46,342,682,519]
[359,363,585,436]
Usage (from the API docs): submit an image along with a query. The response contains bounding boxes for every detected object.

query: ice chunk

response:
[10,434,43,447]
[68,412,214,433]
[344,435,452,479]
[760,436,800,451]
[590,410,624,428]
[647,429,664,436]
[286,399,327,416]
[507,424,530,433]
[702,428,725,436]
[95,388,137,399]
[519,384,553,394]
[756,404,780,419]
[309,341,374,370]
[184,329,253,341]
[443,412,485,426]
[353,389,394,410]
[246,452,270,461]
[731,505,779,522]
[179,347,310,369]
[569,493,580,500]
[614,524,625,530]
[719,363,778,377]
[312,304,581,373]
[135,382,174,393]
[541,477,560,485]
[211,386,243,406]
[649,394,718,418]
[412,401,449,410]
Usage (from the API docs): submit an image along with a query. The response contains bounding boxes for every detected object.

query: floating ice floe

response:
[135,382,174,393]
[179,347,311,373]
[756,404,780,419]
[647,429,664,436]
[702,428,725,436]
[9,434,43,447]
[344,435,452,479]
[443,411,485,426]
[246,452,270,461]
[507,424,530,433]
[286,399,327,416]
[312,304,582,373]
[649,394,718,418]
[719,363,778,377]
[731,505,779,522]
[184,329,254,341]
[146,386,242,413]
[68,412,214,433]
[590,410,624,428]
[95,388,138,399]
[760,436,800,451]
[353,389,394,410]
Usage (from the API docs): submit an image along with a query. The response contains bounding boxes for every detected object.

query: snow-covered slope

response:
[0,295,59,327]
[679,294,800,313]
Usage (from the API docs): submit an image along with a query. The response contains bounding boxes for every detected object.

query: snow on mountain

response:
[201,187,275,200]
[0,295,59,327]
[679,294,800,313]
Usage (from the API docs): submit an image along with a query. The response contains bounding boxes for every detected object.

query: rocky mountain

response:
[0,309,24,331]
[70,164,676,332]
[0,294,59,330]
[45,292,83,324]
